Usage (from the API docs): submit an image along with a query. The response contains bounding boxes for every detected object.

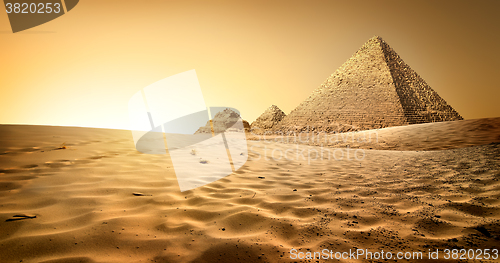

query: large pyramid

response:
[250,105,286,134]
[275,36,463,133]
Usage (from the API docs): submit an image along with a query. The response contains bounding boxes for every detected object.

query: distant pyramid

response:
[251,105,286,134]
[275,36,463,133]
[195,108,249,134]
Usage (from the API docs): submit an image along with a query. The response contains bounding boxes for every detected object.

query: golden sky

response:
[0,0,499,130]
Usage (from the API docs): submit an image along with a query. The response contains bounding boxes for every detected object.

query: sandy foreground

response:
[0,119,499,263]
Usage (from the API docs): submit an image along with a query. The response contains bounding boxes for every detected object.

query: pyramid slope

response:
[275,36,462,133]
[380,40,463,124]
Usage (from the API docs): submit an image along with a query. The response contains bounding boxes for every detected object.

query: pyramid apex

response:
[356,36,385,52]
[266,105,285,114]
[367,35,384,43]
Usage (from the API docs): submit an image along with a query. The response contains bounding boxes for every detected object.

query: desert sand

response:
[0,120,499,262]
[249,117,500,151]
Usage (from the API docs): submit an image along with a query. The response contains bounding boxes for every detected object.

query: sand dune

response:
[0,121,499,262]
[249,117,500,151]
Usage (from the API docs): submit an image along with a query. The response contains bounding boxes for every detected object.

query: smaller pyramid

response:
[251,105,286,134]
[195,108,249,134]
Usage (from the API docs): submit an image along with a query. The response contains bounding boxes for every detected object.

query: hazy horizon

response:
[1,0,499,130]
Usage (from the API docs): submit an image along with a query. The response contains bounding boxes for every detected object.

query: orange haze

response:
[0,0,499,129]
